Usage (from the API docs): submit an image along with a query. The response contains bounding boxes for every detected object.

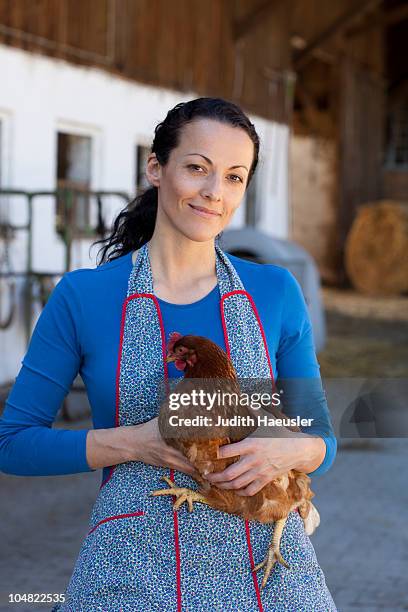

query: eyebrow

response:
[184,153,249,172]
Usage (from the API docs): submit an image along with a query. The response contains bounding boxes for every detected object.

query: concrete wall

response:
[290,135,339,284]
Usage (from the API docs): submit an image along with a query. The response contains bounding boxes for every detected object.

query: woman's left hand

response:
[205,431,325,496]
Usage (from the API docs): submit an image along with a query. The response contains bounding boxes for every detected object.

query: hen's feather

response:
[159,334,316,527]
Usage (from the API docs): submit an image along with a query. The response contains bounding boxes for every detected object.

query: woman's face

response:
[146,118,255,243]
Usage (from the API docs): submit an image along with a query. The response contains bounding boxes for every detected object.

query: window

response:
[56,132,92,235]
[135,144,151,195]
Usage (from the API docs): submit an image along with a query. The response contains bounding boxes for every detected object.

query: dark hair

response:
[92,97,260,265]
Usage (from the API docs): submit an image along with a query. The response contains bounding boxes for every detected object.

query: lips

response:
[188,204,221,217]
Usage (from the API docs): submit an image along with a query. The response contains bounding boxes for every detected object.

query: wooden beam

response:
[232,0,278,42]
[294,0,382,69]
[387,3,408,27]
[346,4,408,37]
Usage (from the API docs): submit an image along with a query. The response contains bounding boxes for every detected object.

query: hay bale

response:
[345,200,408,296]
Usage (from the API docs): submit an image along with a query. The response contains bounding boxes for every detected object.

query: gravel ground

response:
[1,290,407,611]
[312,438,408,612]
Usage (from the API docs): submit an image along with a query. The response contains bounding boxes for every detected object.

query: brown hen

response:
[151,333,320,588]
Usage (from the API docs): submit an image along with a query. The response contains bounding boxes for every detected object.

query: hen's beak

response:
[166,354,177,363]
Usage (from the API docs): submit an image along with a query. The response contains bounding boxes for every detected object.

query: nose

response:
[201,173,222,202]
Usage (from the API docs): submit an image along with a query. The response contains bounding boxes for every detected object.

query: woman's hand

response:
[205,431,326,496]
[128,417,198,478]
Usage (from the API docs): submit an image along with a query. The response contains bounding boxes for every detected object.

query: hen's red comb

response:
[167,331,182,352]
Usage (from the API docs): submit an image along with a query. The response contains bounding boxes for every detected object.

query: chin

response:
[184,230,221,242]
[178,220,224,243]
[185,230,219,243]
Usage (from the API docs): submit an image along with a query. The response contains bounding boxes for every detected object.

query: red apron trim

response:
[100,293,169,491]
[99,465,115,490]
[139,295,182,611]
[88,511,145,535]
[245,520,265,612]
[220,289,274,612]
[170,468,183,612]
[154,294,182,611]
[220,290,276,390]
[100,291,182,608]
[115,292,170,428]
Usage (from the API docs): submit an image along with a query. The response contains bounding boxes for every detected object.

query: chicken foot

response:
[151,476,209,512]
[253,518,290,589]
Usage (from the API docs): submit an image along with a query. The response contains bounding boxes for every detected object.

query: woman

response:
[0,98,337,610]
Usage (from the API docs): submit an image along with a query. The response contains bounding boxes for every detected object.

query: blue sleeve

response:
[276,270,337,477]
[0,273,95,476]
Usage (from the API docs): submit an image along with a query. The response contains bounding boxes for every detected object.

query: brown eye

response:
[188,164,205,173]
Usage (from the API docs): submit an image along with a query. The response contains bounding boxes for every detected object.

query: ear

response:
[146,153,161,188]
[186,353,197,367]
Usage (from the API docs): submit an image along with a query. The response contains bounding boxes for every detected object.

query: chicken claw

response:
[253,518,290,589]
[151,476,209,512]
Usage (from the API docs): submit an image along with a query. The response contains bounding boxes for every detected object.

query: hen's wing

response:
[158,375,256,447]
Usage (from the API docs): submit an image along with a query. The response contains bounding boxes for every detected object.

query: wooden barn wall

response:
[290,0,384,140]
[383,171,408,200]
[336,18,385,273]
[291,0,384,72]
[0,0,291,123]
[289,0,385,283]
[338,55,385,249]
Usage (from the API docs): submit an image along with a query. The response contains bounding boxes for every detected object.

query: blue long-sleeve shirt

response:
[0,251,337,483]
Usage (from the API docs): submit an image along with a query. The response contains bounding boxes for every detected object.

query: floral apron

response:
[54,242,336,612]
